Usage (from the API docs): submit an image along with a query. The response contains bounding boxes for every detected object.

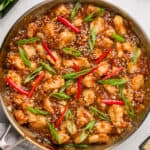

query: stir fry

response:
[4,1,149,148]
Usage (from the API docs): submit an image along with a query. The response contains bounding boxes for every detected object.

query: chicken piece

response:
[66,83,77,96]
[7,70,22,86]
[90,17,105,34]
[75,57,91,68]
[66,120,77,135]
[122,42,134,52]
[21,102,34,111]
[80,89,96,106]
[73,16,83,27]
[98,37,114,48]
[116,42,124,57]
[58,131,70,144]
[96,61,110,77]
[124,88,134,101]
[35,44,45,57]
[7,54,25,70]
[47,51,62,69]
[43,97,54,113]
[113,15,127,35]
[104,26,115,37]
[82,74,96,88]
[36,32,45,39]
[58,30,76,48]
[104,84,118,95]
[109,105,126,128]
[88,133,110,144]
[131,74,144,90]
[93,48,102,59]
[43,75,64,91]
[22,45,36,59]
[76,107,94,128]
[13,93,24,105]
[63,59,74,68]
[87,4,100,14]
[14,110,28,125]
[27,22,38,38]
[43,23,56,37]
[54,4,70,16]
[94,121,112,134]
[44,72,52,80]
[127,62,139,73]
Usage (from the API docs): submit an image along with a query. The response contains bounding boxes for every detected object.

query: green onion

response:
[59,80,74,93]
[18,47,31,67]
[119,84,134,117]
[84,7,105,22]
[62,47,81,57]
[64,144,89,148]
[70,0,80,19]
[133,47,138,64]
[111,33,125,42]
[51,92,71,100]
[84,120,96,131]
[48,122,61,144]
[88,27,96,51]
[28,107,48,115]
[40,62,56,74]
[65,109,73,120]
[90,106,110,121]
[16,37,40,45]
[97,78,127,86]
[67,121,75,134]
[62,68,91,80]
[79,131,88,143]
[0,0,16,11]
[24,66,43,84]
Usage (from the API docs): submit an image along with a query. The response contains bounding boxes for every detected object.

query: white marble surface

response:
[0,0,150,150]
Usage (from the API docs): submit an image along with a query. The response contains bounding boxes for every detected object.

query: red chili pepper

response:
[55,105,68,128]
[73,62,79,71]
[5,77,29,95]
[102,100,124,105]
[84,66,99,76]
[103,67,123,80]
[42,41,57,62]
[57,16,80,33]
[28,71,45,98]
[94,48,113,64]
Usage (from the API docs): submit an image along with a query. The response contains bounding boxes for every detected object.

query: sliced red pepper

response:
[84,65,99,76]
[55,105,68,128]
[5,77,29,95]
[103,67,123,80]
[28,71,45,98]
[73,63,82,99]
[102,100,124,105]
[42,41,57,62]
[94,48,113,64]
[57,16,80,33]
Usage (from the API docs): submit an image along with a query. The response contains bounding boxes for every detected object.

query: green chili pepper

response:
[40,62,56,74]
[16,37,40,45]
[47,122,61,144]
[119,84,134,117]
[97,78,127,86]
[62,47,81,57]
[24,66,43,84]
[59,80,74,93]
[112,33,125,42]
[90,106,110,121]
[51,92,71,100]
[70,0,80,19]
[88,27,96,51]
[62,68,91,80]
[64,144,89,148]
[18,47,31,67]
[133,47,138,64]
[84,7,105,22]
[28,107,48,115]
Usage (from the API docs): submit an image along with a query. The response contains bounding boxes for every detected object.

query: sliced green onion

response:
[79,130,88,143]
[90,106,110,121]
[64,144,89,148]
[67,121,75,134]
[62,47,81,57]
[18,47,31,67]
[133,47,138,64]
[84,120,96,131]
[97,7,105,17]
[24,66,43,84]
[16,37,40,45]
[62,68,91,80]
[48,122,61,144]
[88,27,96,51]
[28,107,48,115]
[111,33,125,42]
[59,80,74,93]
[70,0,80,19]
[51,92,71,100]
[65,109,73,120]
[97,78,127,86]
[40,61,56,74]
[84,12,94,22]
[119,84,134,117]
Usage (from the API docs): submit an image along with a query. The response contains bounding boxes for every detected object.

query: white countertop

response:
[0,0,150,150]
